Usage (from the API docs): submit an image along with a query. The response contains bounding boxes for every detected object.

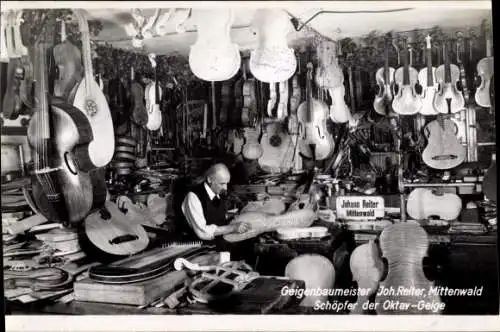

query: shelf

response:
[402,182,478,188]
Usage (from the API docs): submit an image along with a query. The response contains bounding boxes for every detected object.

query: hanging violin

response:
[27,26,102,225]
[474,22,494,108]
[373,36,396,116]
[297,62,334,161]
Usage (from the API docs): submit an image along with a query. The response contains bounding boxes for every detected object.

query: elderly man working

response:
[180,163,251,242]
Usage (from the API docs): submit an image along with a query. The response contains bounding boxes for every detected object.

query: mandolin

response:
[421,115,466,169]
[434,40,465,114]
[392,37,422,115]
[72,10,115,169]
[297,63,334,161]
[474,23,494,108]
[375,223,443,315]
[82,198,149,259]
[28,26,98,225]
[53,18,82,103]
[418,35,439,115]
[145,54,163,131]
[406,188,462,220]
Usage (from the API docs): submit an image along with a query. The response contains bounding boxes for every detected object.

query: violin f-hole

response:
[63,151,78,175]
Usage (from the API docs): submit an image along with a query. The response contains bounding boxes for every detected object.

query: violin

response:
[474,23,494,108]
[417,35,439,115]
[145,54,163,131]
[27,28,101,225]
[434,40,465,114]
[375,223,443,315]
[249,9,297,83]
[241,59,258,126]
[188,8,240,82]
[392,37,422,115]
[2,11,23,120]
[456,32,470,106]
[373,38,396,117]
[53,18,82,103]
[297,62,334,161]
[13,10,34,111]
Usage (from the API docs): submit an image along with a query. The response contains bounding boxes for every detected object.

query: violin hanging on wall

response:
[373,36,397,117]
[145,54,163,131]
[297,62,333,161]
[392,36,422,115]
[417,35,439,115]
[434,39,465,114]
[474,22,494,108]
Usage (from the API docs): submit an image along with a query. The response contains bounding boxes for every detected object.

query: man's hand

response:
[234,222,251,234]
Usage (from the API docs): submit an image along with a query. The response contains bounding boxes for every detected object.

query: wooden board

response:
[74,270,189,306]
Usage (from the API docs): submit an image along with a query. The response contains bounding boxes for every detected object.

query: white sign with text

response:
[336,196,385,220]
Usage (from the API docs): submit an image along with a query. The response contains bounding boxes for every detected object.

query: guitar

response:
[418,35,439,115]
[434,39,465,114]
[13,10,34,111]
[73,10,115,169]
[241,126,264,160]
[145,54,163,131]
[2,11,23,120]
[474,22,494,108]
[53,17,82,103]
[392,37,422,115]
[421,115,466,169]
[83,199,149,258]
[406,188,462,220]
[258,120,292,173]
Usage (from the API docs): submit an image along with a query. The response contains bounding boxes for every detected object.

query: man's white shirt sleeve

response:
[181,192,218,240]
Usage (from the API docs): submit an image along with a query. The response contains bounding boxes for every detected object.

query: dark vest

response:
[180,183,227,240]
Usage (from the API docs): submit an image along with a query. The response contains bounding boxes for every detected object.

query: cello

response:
[297,63,334,161]
[27,26,100,225]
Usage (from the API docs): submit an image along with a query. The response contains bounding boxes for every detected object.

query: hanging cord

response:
[287,8,415,32]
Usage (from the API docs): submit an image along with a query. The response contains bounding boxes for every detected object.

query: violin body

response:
[474,56,493,107]
[373,66,396,116]
[145,81,163,131]
[28,98,97,224]
[189,9,240,81]
[329,86,352,123]
[434,64,465,113]
[392,66,422,115]
[407,188,462,220]
[418,67,439,115]
[375,223,443,315]
[249,9,296,83]
[297,99,333,161]
[422,117,466,169]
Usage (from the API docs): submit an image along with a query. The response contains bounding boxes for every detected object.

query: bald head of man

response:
[205,163,231,196]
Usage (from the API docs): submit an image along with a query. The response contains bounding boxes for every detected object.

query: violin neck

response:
[384,46,390,83]
[402,44,410,85]
[426,47,434,87]
[35,42,51,140]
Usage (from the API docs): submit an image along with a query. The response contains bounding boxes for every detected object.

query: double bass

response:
[297,63,334,161]
[27,28,104,225]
